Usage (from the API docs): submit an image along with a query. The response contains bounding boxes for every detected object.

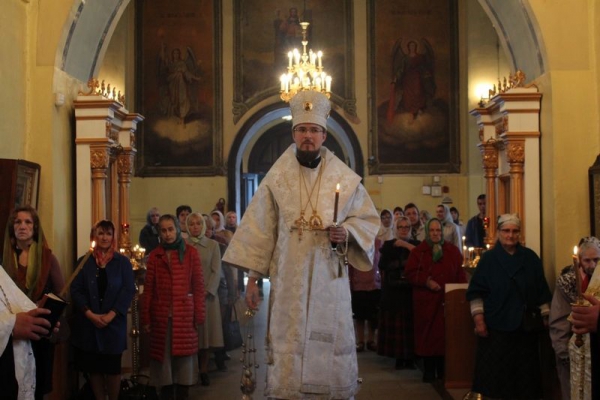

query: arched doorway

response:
[228,102,364,216]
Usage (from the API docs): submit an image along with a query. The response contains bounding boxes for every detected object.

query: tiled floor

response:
[179,281,468,399]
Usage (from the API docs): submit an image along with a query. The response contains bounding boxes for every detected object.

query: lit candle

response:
[318,51,322,68]
[280,74,286,91]
[288,51,293,68]
[462,236,466,243]
[325,75,332,92]
[333,183,340,224]
[119,248,125,254]
[90,241,96,251]
[468,247,474,263]
[573,246,582,300]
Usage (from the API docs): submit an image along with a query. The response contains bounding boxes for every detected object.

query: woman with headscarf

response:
[70,220,136,400]
[185,212,223,386]
[377,216,420,369]
[211,210,233,245]
[405,217,466,382]
[435,204,462,252]
[139,207,161,253]
[550,236,600,400]
[141,214,205,400]
[466,214,552,399]
[2,205,65,399]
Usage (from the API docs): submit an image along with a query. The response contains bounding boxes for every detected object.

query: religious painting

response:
[233,0,355,123]
[135,0,222,176]
[368,0,459,174]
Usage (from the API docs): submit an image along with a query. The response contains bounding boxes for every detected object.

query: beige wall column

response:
[470,75,541,254]
[74,84,142,255]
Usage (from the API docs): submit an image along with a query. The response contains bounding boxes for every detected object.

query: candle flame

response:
[91,241,96,249]
[573,245,578,256]
[336,183,340,192]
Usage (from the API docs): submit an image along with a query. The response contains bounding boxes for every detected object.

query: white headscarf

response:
[211,210,227,232]
[377,209,395,241]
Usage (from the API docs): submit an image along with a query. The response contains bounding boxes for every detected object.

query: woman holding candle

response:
[2,205,65,400]
[70,220,136,400]
[466,214,552,399]
[405,218,466,382]
[549,236,600,400]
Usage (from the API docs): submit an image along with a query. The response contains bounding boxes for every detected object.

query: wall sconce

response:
[441,196,453,204]
[431,175,442,197]
[54,92,65,107]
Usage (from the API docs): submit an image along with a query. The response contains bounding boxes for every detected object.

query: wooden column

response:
[117,150,135,250]
[506,139,526,241]
[479,140,499,245]
[90,144,111,224]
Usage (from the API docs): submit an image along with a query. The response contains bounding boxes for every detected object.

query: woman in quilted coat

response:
[142,214,205,400]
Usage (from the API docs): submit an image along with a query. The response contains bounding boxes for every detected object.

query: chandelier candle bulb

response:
[333,183,340,224]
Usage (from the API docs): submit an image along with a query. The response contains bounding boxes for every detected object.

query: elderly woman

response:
[2,205,65,400]
[550,236,600,399]
[142,214,205,400]
[378,216,420,369]
[185,212,223,386]
[70,220,136,400]
[405,218,466,382]
[467,214,552,399]
[139,207,161,253]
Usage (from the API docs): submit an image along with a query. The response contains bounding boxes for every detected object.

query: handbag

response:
[521,305,544,332]
[119,375,158,400]
[223,304,244,351]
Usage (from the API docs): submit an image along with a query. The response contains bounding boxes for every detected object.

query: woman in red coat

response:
[141,214,205,400]
[405,217,466,382]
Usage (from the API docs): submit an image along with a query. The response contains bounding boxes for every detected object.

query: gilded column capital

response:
[90,146,110,170]
[117,151,135,176]
[480,142,499,170]
[506,141,525,164]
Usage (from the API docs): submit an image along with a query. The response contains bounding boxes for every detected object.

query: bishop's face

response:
[292,123,326,153]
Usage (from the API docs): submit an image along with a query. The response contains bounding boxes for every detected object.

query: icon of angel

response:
[157,44,203,124]
[386,38,436,122]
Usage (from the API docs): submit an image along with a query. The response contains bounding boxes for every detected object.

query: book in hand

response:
[38,293,68,337]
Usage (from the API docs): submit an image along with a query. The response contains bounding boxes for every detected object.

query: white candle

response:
[326,75,332,92]
[280,74,287,91]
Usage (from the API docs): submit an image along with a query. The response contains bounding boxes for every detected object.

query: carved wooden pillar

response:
[479,140,499,245]
[90,145,111,223]
[506,139,526,241]
[117,150,135,250]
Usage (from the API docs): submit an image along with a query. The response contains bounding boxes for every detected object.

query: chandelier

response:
[280,22,332,103]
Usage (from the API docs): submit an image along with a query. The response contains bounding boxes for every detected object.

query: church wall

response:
[0,1,28,159]
[527,0,600,280]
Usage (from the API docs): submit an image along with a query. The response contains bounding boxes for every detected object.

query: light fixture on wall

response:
[441,196,453,205]
[279,22,332,102]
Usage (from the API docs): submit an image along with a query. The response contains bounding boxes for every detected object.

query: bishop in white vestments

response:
[223,90,379,399]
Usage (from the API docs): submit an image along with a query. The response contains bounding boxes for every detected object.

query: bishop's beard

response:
[296,149,321,165]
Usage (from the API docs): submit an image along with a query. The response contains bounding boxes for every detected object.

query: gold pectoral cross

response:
[294,212,309,239]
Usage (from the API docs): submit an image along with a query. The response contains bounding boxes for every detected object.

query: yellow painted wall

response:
[527,0,599,281]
